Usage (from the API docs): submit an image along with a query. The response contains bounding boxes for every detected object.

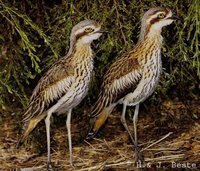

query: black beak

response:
[95,30,110,34]
[168,15,181,20]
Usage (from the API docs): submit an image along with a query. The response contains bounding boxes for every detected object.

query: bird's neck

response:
[74,42,93,60]
[66,41,93,61]
[72,42,94,76]
[136,27,163,53]
[133,28,163,66]
[139,24,163,43]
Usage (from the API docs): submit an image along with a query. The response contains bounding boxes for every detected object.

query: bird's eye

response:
[158,13,165,19]
[84,28,94,33]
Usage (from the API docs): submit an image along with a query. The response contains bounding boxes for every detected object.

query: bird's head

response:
[140,7,180,39]
[70,20,106,45]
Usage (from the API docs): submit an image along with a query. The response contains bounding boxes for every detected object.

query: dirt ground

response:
[0,100,200,171]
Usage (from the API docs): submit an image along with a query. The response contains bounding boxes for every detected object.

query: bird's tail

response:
[86,107,110,139]
[16,113,46,148]
[86,104,115,140]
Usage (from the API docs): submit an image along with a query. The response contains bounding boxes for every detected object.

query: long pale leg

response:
[120,102,143,162]
[133,104,139,147]
[133,103,143,162]
[66,109,73,166]
[45,111,52,170]
[121,102,136,146]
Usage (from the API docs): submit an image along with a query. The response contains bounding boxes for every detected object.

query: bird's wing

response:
[91,52,142,117]
[22,57,75,123]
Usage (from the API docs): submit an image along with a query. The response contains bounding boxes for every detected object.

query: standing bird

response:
[86,7,179,161]
[17,20,106,167]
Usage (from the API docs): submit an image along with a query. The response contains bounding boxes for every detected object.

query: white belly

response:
[122,54,162,106]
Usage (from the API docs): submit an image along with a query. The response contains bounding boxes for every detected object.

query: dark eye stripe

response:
[150,17,159,25]
[76,32,87,40]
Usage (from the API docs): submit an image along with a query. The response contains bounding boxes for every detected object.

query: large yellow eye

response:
[158,13,165,19]
[84,27,94,33]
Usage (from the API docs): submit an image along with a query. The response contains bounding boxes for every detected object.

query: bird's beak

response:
[95,30,110,34]
[167,15,181,20]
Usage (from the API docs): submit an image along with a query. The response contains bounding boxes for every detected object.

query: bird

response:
[86,7,180,162]
[16,19,107,168]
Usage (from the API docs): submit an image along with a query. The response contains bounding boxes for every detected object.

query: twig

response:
[77,162,105,171]
[145,154,184,161]
[84,140,95,150]
[103,139,111,149]
[84,149,110,152]
[93,138,105,143]
[105,160,134,167]
[78,160,134,171]
[144,148,178,151]
[141,132,173,152]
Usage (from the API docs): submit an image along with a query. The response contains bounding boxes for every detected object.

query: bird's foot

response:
[70,163,75,169]
[70,160,74,167]
[47,162,53,171]
[134,146,145,164]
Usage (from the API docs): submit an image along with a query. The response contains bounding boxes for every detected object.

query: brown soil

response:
[0,100,200,171]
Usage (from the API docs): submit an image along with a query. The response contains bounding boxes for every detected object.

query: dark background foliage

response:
[0,0,199,115]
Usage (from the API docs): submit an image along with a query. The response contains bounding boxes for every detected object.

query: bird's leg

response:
[45,111,52,170]
[133,104,139,148]
[133,103,143,162]
[120,102,143,163]
[66,109,73,166]
[120,102,137,147]
[121,102,141,150]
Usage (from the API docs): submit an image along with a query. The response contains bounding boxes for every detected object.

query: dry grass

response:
[0,100,200,171]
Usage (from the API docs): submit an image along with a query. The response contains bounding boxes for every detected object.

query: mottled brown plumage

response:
[91,51,141,117]
[87,7,179,162]
[17,19,105,168]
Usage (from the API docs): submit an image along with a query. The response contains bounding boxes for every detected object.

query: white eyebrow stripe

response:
[74,28,85,35]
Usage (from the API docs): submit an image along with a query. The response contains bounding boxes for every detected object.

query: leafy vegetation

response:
[0,0,199,113]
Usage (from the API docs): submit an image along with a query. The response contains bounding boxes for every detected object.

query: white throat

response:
[78,33,102,44]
